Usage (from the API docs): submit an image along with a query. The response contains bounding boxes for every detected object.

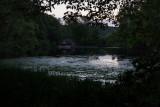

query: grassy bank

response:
[0,63,160,107]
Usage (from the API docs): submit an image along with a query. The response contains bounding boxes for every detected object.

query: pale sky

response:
[47,4,88,18]
[47,4,118,26]
[46,4,67,18]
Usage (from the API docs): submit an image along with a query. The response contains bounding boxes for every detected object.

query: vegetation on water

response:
[0,58,160,107]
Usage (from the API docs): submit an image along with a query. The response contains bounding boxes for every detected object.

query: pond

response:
[1,48,134,83]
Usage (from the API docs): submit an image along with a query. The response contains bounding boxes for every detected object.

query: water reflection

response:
[1,54,133,83]
[89,55,119,68]
[1,48,136,83]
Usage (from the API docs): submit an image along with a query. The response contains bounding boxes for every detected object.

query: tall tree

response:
[117,0,160,52]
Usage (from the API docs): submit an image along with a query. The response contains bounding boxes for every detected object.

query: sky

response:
[47,4,69,18]
[46,4,117,26]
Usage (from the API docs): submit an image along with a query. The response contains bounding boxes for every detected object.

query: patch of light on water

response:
[1,55,133,83]
[89,55,119,68]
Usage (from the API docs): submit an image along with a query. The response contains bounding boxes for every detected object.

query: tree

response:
[16,0,158,50]
[12,0,118,26]
[1,0,159,56]
[53,0,159,53]
[0,0,64,57]
[116,0,160,52]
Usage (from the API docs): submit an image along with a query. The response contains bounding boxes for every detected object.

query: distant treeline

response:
[0,0,125,58]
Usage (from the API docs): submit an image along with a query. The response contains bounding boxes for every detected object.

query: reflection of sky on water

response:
[89,55,132,71]
[89,55,119,68]
[3,55,132,70]
[1,55,133,83]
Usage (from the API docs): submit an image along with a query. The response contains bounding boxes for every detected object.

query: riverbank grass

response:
[0,64,160,107]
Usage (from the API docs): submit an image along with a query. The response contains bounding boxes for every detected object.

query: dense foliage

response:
[117,0,160,53]
[43,0,160,52]
[0,0,121,58]
[0,0,61,57]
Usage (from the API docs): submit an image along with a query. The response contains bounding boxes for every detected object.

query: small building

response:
[58,39,75,54]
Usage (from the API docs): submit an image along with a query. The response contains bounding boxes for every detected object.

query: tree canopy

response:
[48,0,159,52]
[1,0,113,57]
[1,0,160,57]
[117,0,160,49]
[13,0,118,26]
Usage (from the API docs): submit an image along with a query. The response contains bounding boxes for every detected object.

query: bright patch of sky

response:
[46,4,88,18]
[46,4,118,26]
